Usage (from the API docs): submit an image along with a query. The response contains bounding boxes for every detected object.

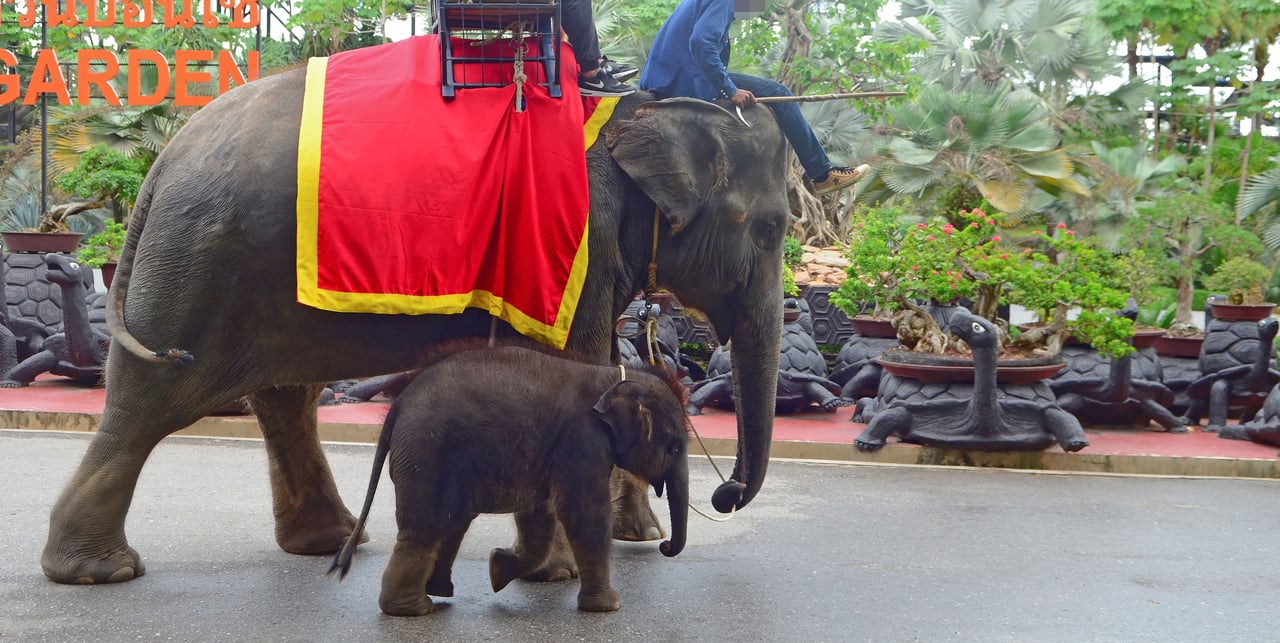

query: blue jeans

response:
[729,73,833,181]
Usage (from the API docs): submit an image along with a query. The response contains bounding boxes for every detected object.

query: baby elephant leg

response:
[426,525,468,598]
[380,533,441,617]
[490,508,557,592]
[558,492,620,612]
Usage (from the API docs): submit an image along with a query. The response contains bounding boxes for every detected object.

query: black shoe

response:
[599,56,638,81]
[579,73,636,97]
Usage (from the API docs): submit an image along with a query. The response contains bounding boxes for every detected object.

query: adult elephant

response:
[41,70,790,584]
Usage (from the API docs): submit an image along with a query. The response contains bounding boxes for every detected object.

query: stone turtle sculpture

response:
[1183,318,1280,429]
[686,304,850,415]
[1049,302,1185,432]
[0,254,109,387]
[1217,382,1280,450]
[829,331,898,402]
[855,308,1089,453]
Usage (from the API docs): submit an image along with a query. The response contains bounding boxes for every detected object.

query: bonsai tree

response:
[77,221,127,268]
[1204,257,1274,305]
[835,207,1135,358]
[1121,192,1235,335]
[1005,224,1135,359]
[54,145,146,224]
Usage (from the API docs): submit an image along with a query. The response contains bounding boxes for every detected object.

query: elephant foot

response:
[854,437,885,452]
[611,475,663,542]
[1201,425,1223,434]
[1061,438,1089,453]
[0,379,26,388]
[379,592,434,617]
[519,556,578,583]
[1217,425,1251,441]
[577,587,622,612]
[42,541,145,584]
[276,510,365,555]
[1167,425,1190,434]
[490,547,543,592]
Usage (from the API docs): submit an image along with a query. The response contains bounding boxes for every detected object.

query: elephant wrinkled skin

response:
[329,344,690,616]
[41,71,790,585]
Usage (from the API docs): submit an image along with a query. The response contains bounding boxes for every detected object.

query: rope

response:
[511,23,527,112]
[647,206,660,293]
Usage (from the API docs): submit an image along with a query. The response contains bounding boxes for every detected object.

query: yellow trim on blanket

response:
[583,97,619,151]
[296,56,327,302]
[294,60,605,350]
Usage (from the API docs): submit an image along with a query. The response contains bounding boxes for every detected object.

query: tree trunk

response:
[1173,238,1196,328]
[1203,81,1216,195]
[1238,128,1254,225]
[775,0,814,93]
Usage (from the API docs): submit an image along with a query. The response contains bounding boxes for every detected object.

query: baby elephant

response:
[329,344,690,616]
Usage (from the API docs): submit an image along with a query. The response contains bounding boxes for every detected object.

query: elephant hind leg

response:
[43,390,219,585]
[381,535,441,617]
[248,384,357,555]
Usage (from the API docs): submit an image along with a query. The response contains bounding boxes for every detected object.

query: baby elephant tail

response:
[327,403,401,580]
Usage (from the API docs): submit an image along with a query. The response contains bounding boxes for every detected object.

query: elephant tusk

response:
[735,105,751,128]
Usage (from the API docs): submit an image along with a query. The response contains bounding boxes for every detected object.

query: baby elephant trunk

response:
[659,456,689,557]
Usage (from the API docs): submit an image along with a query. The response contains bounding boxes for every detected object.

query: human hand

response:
[730,89,756,108]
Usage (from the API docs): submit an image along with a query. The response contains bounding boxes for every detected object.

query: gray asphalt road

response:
[2,430,1278,642]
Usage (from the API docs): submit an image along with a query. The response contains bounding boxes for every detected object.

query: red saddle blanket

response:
[296,35,618,349]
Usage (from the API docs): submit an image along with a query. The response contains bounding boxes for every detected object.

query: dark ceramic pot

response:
[1209,302,1276,322]
[876,350,1065,385]
[1155,334,1204,359]
[851,315,896,339]
[2,231,83,254]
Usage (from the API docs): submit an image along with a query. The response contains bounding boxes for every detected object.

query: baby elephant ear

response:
[593,381,652,458]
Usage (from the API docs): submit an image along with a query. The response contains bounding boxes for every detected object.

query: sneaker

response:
[599,56,638,81]
[813,164,871,196]
[579,73,636,97]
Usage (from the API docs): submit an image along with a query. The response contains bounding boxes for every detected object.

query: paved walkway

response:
[2,376,1278,478]
[4,432,1279,641]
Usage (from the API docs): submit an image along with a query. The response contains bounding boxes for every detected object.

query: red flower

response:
[1056,222,1067,229]
[986,218,995,226]
[991,235,1001,242]
[1001,253,1009,259]
[917,222,927,229]
[926,235,935,241]
[1066,230,1076,237]
[912,265,920,271]
[1023,248,1032,254]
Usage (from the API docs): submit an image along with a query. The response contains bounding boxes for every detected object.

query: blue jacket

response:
[639,0,737,100]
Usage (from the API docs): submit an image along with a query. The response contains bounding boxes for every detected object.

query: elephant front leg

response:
[557,490,620,612]
[248,384,358,555]
[380,534,440,617]
[610,468,663,542]
[491,508,557,592]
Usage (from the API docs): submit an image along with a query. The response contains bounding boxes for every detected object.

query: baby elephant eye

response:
[669,441,684,456]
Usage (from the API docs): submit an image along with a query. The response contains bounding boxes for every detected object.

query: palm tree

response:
[877,0,1118,98]
[857,83,1088,216]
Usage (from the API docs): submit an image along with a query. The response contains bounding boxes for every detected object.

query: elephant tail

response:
[105,171,194,365]
[328,401,399,580]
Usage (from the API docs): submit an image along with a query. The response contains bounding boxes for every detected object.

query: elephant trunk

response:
[711,298,782,513]
[658,455,689,557]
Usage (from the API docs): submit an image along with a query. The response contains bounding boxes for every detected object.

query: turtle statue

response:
[1049,300,1185,432]
[0,254,109,387]
[828,331,898,402]
[1217,382,1280,450]
[1183,317,1280,429]
[855,308,1089,453]
[687,303,851,415]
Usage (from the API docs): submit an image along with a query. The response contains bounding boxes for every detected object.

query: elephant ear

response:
[605,98,737,234]
[592,381,653,459]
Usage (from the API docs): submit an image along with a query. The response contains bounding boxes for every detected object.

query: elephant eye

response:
[971,322,985,333]
[669,441,684,456]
